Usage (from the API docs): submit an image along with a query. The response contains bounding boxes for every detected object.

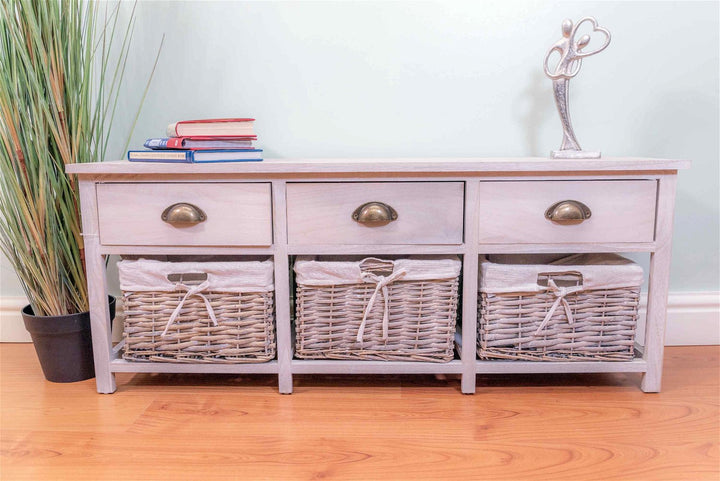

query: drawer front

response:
[97,183,272,246]
[287,182,464,245]
[478,180,657,244]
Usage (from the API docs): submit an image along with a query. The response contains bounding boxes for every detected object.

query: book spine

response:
[143,138,187,149]
[184,140,254,149]
[166,138,185,148]
[144,138,169,149]
[127,150,191,162]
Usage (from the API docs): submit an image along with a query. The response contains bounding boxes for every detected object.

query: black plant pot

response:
[22,296,116,383]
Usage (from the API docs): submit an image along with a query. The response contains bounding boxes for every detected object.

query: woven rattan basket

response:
[294,256,461,362]
[478,254,642,361]
[119,259,275,363]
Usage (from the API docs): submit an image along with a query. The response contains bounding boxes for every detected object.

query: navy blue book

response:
[128,149,263,163]
[127,150,192,163]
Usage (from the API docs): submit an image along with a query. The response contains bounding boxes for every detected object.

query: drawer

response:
[286,182,464,245]
[478,180,657,244]
[97,183,272,246]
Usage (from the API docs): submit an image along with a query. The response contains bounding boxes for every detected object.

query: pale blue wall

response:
[2,0,718,295]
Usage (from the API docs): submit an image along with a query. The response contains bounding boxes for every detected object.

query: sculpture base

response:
[551,150,601,159]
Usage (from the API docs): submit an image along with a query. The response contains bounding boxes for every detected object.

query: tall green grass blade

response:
[0,0,153,316]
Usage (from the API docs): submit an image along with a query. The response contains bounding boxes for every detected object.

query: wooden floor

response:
[1,345,718,480]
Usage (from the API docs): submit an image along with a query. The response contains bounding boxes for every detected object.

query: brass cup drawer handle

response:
[545,200,591,225]
[352,201,398,227]
[161,202,207,226]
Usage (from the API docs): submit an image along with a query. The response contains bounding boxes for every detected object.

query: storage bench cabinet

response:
[66,157,689,394]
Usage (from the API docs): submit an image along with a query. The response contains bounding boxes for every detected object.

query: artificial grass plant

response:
[0,0,154,316]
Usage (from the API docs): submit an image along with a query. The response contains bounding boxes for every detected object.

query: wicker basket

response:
[118,259,275,363]
[294,256,461,362]
[478,254,642,361]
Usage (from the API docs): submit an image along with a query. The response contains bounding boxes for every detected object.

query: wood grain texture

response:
[477,242,658,253]
[1,344,717,481]
[96,182,273,246]
[271,180,294,394]
[70,160,685,396]
[98,245,276,255]
[109,358,279,373]
[78,180,115,394]
[461,180,480,393]
[66,172,676,184]
[642,175,678,392]
[477,180,657,244]
[65,157,691,175]
[286,182,464,245]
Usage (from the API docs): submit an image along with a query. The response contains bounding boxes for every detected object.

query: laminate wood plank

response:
[2,430,717,481]
[1,344,717,481]
[66,157,691,175]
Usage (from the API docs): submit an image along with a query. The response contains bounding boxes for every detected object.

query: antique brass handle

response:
[352,201,398,226]
[161,202,206,226]
[545,200,591,225]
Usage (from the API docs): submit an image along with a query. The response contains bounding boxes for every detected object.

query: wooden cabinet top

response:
[66,157,690,176]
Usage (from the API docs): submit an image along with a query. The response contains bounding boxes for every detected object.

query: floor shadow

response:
[116,371,640,391]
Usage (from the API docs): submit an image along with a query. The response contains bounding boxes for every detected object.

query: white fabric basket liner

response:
[118,259,274,292]
[294,256,461,286]
[480,253,643,294]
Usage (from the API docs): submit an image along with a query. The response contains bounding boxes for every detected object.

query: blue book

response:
[128,149,263,163]
[127,150,191,163]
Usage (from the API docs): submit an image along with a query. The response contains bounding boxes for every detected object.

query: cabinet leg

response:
[279,375,293,394]
[461,181,479,394]
[641,248,672,393]
[79,180,116,394]
[461,374,476,394]
[641,175,676,393]
[273,248,293,395]
[87,251,116,394]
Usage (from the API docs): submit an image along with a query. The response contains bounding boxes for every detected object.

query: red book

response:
[166,118,255,137]
[144,136,257,150]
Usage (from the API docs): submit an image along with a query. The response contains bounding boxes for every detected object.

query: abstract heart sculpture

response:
[544,17,611,159]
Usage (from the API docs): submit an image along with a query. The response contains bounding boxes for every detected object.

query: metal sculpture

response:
[544,17,611,158]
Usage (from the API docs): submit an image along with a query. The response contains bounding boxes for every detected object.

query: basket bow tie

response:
[162,281,218,336]
[534,278,585,336]
[357,269,407,342]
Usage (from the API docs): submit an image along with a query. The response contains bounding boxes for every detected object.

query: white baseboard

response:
[639,291,720,346]
[1,291,718,345]
[0,296,125,343]
[0,297,32,342]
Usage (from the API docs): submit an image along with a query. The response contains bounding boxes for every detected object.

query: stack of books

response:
[127,118,262,163]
